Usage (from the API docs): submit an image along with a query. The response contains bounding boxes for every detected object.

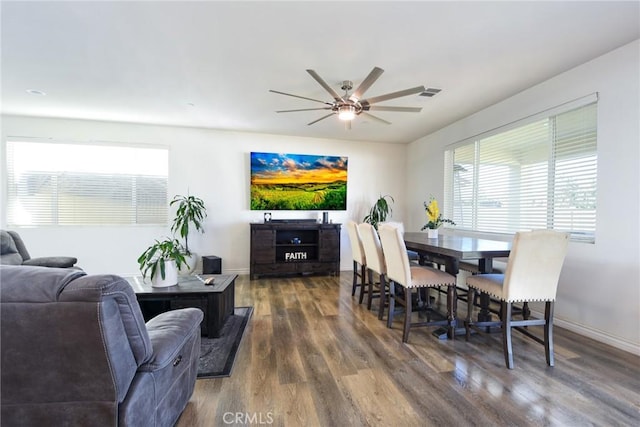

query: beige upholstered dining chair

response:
[378,221,419,263]
[345,221,366,304]
[465,229,569,369]
[378,223,457,342]
[358,222,387,318]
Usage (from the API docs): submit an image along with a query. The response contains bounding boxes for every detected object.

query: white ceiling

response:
[2,1,639,144]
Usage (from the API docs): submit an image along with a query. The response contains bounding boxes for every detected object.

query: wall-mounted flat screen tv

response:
[250,152,348,210]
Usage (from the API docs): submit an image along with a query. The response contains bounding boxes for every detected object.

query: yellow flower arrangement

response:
[421,196,455,230]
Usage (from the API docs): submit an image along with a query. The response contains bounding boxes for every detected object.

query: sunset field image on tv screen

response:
[250,152,348,210]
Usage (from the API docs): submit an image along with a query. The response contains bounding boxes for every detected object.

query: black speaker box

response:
[202,255,222,274]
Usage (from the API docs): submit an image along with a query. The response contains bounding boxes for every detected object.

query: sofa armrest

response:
[23,256,78,268]
[138,308,203,372]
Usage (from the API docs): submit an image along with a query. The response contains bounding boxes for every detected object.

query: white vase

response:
[151,259,179,287]
[180,253,198,275]
[427,228,439,239]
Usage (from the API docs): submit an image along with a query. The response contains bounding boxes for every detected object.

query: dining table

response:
[403,232,512,339]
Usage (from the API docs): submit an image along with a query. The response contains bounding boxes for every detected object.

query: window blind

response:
[6,140,169,226]
[444,98,597,242]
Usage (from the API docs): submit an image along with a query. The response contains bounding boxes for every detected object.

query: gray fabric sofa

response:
[0,265,203,426]
[0,229,79,268]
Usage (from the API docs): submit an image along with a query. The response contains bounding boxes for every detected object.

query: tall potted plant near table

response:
[137,238,187,287]
[363,194,394,230]
[171,194,207,274]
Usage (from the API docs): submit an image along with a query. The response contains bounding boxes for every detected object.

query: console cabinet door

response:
[251,228,275,263]
[319,225,340,262]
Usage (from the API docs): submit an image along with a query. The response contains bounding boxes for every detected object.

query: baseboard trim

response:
[224,268,250,275]
[530,309,640,356]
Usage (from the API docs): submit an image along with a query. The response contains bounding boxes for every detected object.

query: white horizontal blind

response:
[445,100,597,242]
[6,141,168,226]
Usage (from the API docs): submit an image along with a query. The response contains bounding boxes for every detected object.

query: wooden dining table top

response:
[403,232,512,261]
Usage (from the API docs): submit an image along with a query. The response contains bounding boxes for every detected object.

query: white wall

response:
[406,40,640,354]
[2,41,637,355]
[0,118,408,276]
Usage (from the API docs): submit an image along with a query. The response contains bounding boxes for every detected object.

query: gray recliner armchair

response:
[0,229,78,268]
[0,265,203,426]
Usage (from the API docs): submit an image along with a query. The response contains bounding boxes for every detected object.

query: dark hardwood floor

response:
[177,273,640,426]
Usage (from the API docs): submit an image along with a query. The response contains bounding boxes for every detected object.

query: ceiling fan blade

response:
[306,69,343,102]
[362,112,391,125]
[350,66,384,101]
[276,107,332,113]
[368,106,422,113]
[361,85,426,105]
[307,113,335,126]
[269,89,332,105]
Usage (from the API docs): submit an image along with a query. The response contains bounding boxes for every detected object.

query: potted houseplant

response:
[363,194,394,230]
[137,237,188,287]
[421,195,455,238]
[170,194,207,273]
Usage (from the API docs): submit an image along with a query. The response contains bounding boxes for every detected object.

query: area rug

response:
[197,306,253,378]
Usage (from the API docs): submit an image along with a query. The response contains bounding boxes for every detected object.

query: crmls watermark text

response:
[223,412,274,425]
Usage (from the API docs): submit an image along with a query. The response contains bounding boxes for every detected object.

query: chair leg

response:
[403,287,412,343]
[387,280,396,328]
[351,260,358,296]
[523,302,531,320]
[502,302,514,369]
[466,287,476,341]
[378,274,386,320]
[545,301,555,367]
[367,269,374,310]
[358,264,366,304]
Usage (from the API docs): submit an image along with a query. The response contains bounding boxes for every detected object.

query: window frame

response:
[5,138,170,227]
[444,93,598,243]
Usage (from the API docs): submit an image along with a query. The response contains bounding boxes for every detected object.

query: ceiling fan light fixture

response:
[271,67,425,127]
[338,105,356,121]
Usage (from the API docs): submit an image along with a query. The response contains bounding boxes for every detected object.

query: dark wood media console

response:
[250,221,341,280]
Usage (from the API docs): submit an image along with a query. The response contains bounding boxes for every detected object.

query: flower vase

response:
[151,260,179,288]
[180,253,198,275]
[427,228,439,239]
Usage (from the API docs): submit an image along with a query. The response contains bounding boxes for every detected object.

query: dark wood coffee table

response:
[126,274,237,338]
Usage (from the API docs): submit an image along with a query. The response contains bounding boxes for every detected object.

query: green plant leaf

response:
[363,194,394,229]
[138,237,187,280]
[170,194,207,253]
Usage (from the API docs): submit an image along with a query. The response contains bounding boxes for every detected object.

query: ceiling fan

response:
[269,67,428,128]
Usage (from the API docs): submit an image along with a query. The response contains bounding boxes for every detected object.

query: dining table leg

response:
[478,293,493,322]
[430,257,462,340]
[477,257,494,322]
[447,285,458,339]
